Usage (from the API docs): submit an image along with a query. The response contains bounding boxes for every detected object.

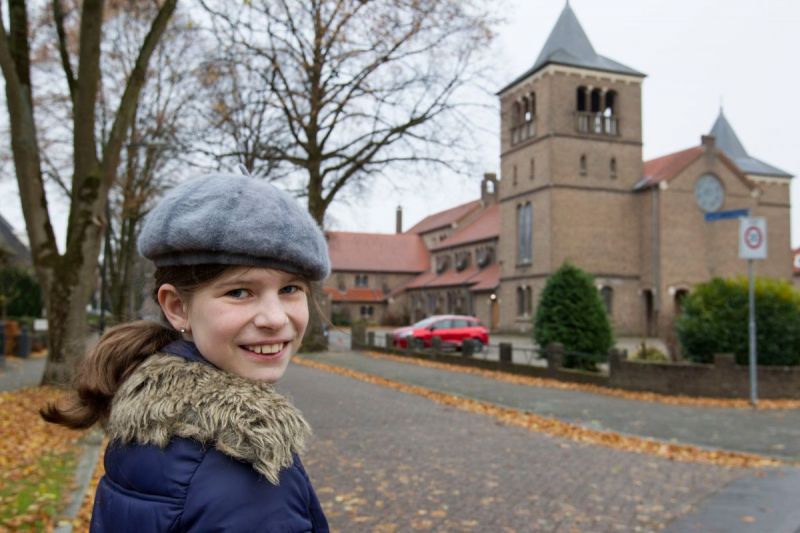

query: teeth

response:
[246,343,285,355]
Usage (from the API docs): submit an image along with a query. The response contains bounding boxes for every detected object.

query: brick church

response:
[324,4,794,344]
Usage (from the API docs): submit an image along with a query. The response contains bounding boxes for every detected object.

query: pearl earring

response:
[180,327,187,334]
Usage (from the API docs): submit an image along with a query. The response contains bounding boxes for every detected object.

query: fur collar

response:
[107,354,311,485]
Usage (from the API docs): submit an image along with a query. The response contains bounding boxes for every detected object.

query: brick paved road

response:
[305,351,800,461]
[278,363,751,532]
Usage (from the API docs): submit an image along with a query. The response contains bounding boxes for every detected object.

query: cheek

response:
[292,301,310,335]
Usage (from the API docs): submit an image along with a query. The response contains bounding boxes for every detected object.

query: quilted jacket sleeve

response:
[179,449,329,533]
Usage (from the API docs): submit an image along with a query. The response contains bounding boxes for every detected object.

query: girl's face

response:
[170,267,309,383]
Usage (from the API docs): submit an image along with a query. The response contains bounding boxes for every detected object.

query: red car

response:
[392,315,489,350]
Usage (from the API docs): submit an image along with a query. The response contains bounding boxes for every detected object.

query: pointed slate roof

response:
[498,3,644,94]
[709,110,792,178]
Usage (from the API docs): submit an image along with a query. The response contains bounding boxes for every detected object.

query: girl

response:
[43,173,331,532]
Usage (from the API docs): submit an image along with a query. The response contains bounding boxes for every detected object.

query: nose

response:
[252,293,289,330]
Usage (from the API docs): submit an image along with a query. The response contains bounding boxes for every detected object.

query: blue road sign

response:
[705,209,749,222]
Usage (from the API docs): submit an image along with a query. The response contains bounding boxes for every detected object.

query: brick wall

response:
[609,352,800,399]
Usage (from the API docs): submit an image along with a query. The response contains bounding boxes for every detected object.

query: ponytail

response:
[41,321,179,429]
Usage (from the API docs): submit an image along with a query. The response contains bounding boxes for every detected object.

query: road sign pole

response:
[748,258,757,407]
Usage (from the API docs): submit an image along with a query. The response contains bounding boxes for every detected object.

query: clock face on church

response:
[694,174,725,213]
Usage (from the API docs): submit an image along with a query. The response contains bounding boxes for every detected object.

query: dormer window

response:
[435,255,450,274]
[476,245,494,268]
[454,251,471,271]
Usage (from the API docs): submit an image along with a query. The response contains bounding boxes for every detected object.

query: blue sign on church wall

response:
[705,209,749,222]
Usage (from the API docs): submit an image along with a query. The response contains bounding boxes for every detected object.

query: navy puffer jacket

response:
[90,341,329,532]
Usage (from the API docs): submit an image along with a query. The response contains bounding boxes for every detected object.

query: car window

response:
[452,319,469,328]
[412,317,437,328]
[433,319,452,330]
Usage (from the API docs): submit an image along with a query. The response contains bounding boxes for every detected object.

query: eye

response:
[225,288,250,299]
[280,284,304,295]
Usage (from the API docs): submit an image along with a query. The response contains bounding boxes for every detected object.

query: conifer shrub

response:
[534,262,614,369]
[0,265,42,318]
[676,277,800,366]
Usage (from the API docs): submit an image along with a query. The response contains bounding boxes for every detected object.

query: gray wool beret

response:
[138,173,330,280]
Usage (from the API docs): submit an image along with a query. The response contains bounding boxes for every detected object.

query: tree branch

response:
[51,0,77,106]
[101,0,177,185]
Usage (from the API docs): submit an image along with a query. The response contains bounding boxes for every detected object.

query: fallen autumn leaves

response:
[0,387,88,531]
[295,356,783,469]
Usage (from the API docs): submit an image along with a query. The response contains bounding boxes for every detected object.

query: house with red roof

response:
[324,174,501,327]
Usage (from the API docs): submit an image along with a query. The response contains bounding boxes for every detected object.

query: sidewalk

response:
[303,350,800,461]
[0,355,46,391]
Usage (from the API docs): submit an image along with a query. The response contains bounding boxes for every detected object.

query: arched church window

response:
[675,289,689,315]
[604,91,618,135]
[516,287,525,316]
[600,286,613,315]
[580,154,587,176]
[590,89,602,113]
[530,158,535,180]
[610,158,617,179]
[525,287,533,315]
[516,202,533,264]
[527,92,536,121]
[511,101,521,127]
[576,86,587,112]
[604,91,617,115]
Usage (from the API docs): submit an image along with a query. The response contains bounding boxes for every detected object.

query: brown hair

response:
[41,264,233,429]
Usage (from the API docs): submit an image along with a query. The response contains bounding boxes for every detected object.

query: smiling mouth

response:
[243,343,287,356]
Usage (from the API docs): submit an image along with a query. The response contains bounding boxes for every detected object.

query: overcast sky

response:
[1,0,798,250]
[327,0,800,249]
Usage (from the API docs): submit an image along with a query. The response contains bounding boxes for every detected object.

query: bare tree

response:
[0,0,177,385]
[201,0,496,224]
[99,11,204,323]
[200,0,495,349]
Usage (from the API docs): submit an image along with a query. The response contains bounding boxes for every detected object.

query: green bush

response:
[0,265,42,318]
[633,342,669,362]
[534,262,614,370]
[676,277,800,366]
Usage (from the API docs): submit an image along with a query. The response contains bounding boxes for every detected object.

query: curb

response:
[54,430,104,533]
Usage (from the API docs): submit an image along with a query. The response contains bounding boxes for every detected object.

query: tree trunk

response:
[0,0,178,385]
[300,280,329,352]
[41,272,92,384]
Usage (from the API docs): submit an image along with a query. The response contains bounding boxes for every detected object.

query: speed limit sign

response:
[739,217,767,259]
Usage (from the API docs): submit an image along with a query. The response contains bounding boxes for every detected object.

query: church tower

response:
[496,3,647,332]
